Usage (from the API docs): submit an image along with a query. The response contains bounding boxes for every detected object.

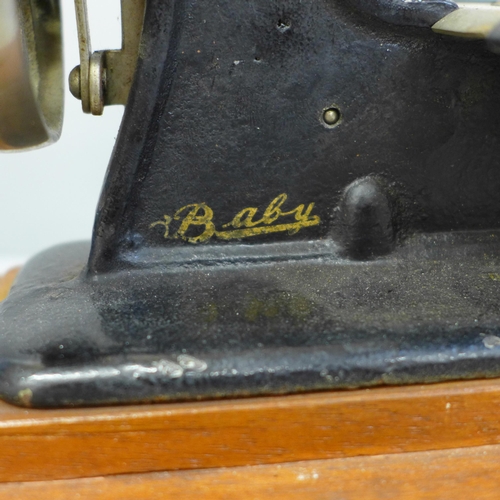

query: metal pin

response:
[322,108,341,127]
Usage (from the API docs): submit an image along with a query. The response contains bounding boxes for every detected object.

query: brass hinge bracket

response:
[69,0,146,115]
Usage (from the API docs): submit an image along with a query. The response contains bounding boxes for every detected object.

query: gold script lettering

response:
[173,203,215,243]
[150,193,320,243]
[224,207,260,229]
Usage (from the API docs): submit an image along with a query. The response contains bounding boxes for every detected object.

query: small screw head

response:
[69,66,82,100]
[322,107,341,127]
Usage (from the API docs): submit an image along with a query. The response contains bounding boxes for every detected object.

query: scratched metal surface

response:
[87,0,500,274]
[0,232,500,408]
[3,0,500,407]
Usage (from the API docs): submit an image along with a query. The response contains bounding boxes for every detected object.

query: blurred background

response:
[0,0,492,274]
[0,1,123,273]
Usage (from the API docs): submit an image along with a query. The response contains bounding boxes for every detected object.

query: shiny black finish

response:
[2,232,500,408]
[345,0,457,27]
[3,0,500,407]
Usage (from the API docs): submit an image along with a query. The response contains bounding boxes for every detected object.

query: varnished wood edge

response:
[3,444,500,499]
[0,376,499,481]
[0,267,19,302]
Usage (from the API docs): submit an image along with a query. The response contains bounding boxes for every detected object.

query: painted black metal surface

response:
[3,0,500,407]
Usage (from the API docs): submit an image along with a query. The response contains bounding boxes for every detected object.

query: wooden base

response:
[2,444,500,500]
[1,378,500,483]
[0,267,18,302]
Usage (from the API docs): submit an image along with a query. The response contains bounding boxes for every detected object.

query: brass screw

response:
[323,108,341,126]
[69,66,82,100]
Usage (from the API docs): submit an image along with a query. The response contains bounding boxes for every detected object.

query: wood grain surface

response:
[2,444,500,500]
[0,267,18,302]
[0,377,498,482]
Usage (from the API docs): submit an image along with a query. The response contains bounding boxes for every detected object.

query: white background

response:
[0,1,491,273]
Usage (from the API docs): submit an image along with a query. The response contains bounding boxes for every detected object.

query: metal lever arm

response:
[432,2,500,39]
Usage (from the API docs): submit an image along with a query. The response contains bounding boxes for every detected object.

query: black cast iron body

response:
[2,0,500,407]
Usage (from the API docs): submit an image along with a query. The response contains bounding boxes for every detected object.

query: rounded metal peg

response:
[338,177,395,259]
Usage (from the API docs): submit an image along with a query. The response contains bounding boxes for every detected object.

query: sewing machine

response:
[2,0,500,497]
